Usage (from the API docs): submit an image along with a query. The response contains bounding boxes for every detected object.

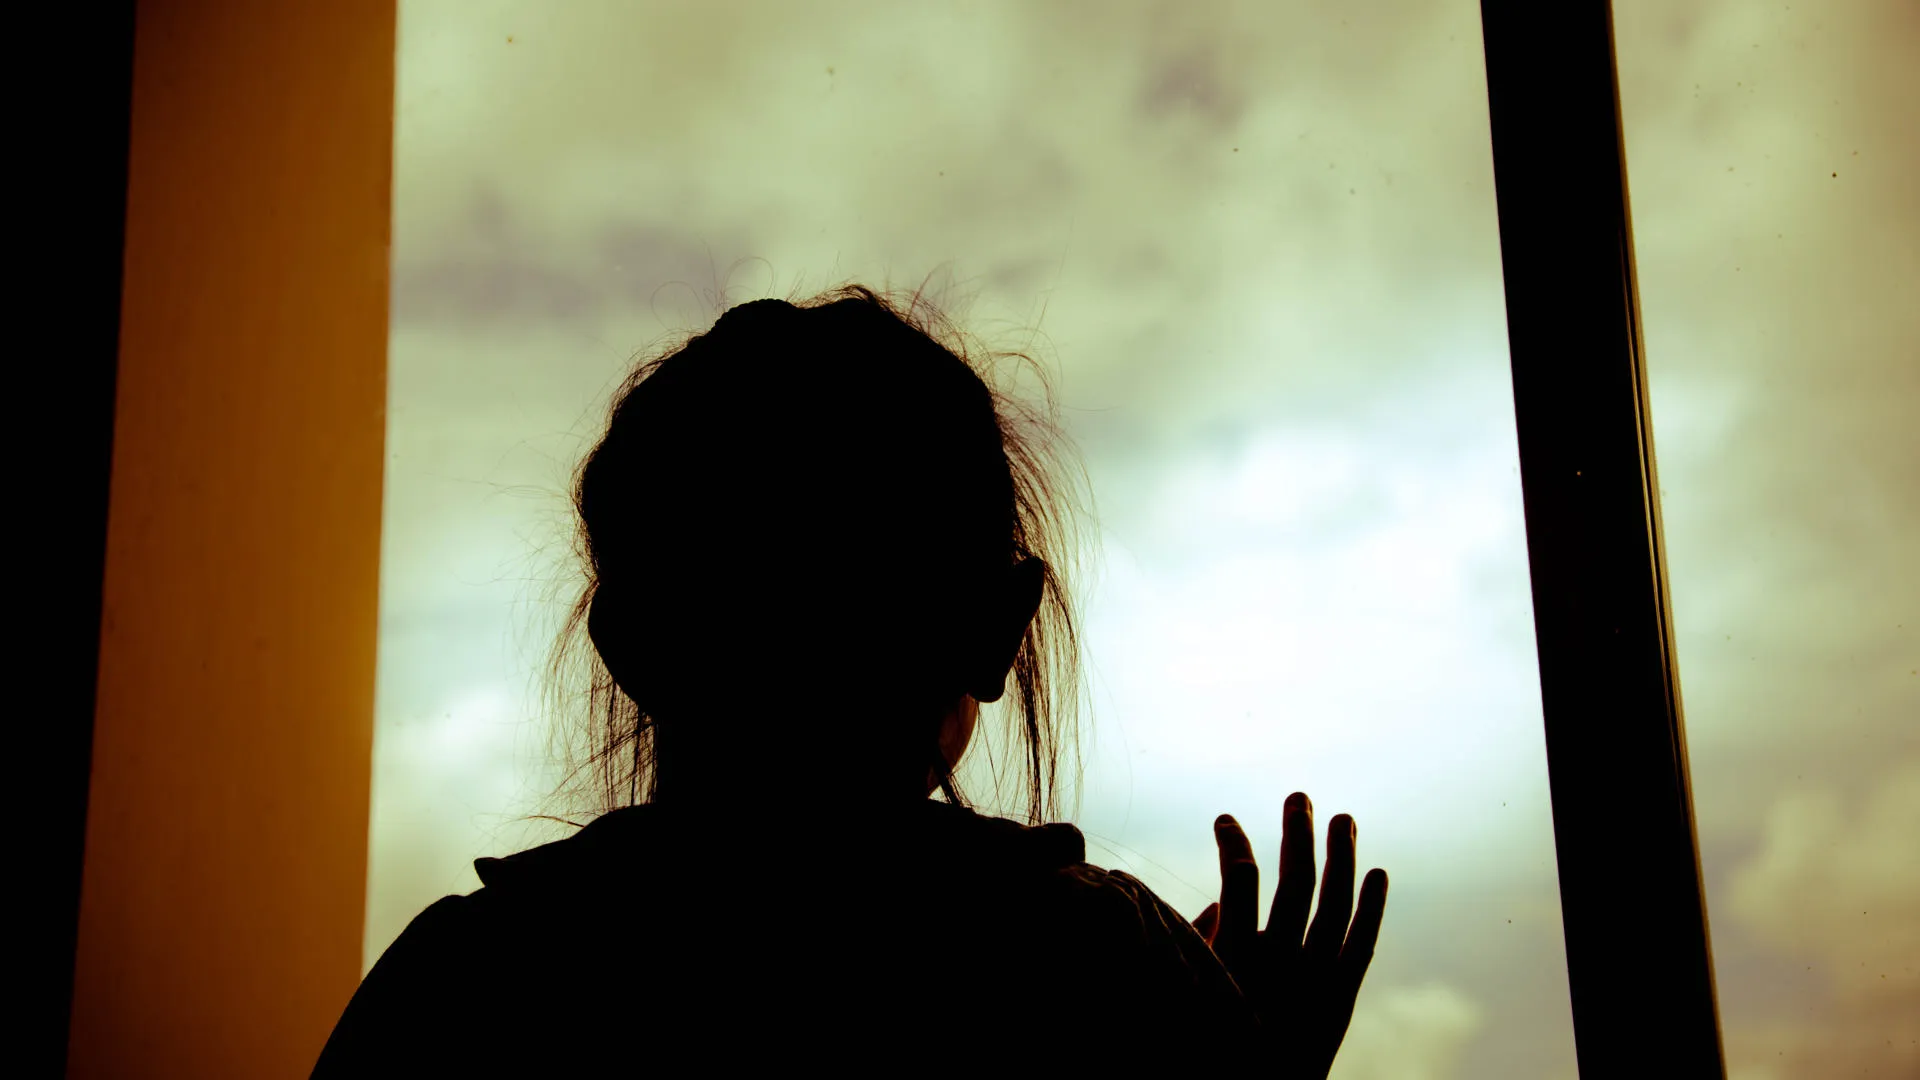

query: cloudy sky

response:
[367,2,1915,1076]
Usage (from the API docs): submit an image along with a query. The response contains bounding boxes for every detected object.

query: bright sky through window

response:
[372,3,1917,1076]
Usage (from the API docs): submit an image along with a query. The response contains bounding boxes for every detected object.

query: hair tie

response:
[717,297,796,328]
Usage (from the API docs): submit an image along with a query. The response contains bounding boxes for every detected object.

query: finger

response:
[1305,814,1357,964]
[1214,814,1260,963]
[1267,791,1315,942]
[1193,902,1220,944]
[1338,868,1389,1002]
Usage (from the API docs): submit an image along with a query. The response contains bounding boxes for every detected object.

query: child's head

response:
[550,284,1086,822]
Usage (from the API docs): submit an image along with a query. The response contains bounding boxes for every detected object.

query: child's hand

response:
[1192,793,1388,1078]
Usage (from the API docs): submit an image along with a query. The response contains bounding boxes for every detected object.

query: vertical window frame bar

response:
[1477,3,1728,1075]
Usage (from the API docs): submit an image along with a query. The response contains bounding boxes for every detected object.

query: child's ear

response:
[968,558,1046,704]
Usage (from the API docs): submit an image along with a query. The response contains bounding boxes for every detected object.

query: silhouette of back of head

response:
[561,285,1082,817]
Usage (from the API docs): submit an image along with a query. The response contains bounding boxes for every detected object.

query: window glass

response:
[1615,3,1919,1076]
[377,3,1578,1074]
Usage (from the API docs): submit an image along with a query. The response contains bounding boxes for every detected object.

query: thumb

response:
[1194,902,1220,943]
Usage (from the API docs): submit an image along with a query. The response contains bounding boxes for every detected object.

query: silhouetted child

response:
[313,286,1386,1074]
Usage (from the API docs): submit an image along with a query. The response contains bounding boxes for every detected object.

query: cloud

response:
[364,683,573,971]
[1719,760,1920,1078]
[1332,982,1485,1080]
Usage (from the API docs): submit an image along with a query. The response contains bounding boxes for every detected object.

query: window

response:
[1616,3,1919,1075]
[374,3,1583,1074]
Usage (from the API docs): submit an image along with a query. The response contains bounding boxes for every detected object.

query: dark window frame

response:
[31,3,137,1075]
[1479,2,1728,1074]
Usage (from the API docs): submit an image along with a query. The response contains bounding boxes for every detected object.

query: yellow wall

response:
[69,2,394,1075]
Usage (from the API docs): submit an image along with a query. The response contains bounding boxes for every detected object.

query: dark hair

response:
[542,282,1089,825]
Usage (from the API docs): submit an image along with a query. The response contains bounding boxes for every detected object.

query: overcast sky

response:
[368,3,1916,1076]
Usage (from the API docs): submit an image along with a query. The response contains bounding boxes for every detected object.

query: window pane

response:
[375,2,1577,1074]
[1615,3,1919,1077]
